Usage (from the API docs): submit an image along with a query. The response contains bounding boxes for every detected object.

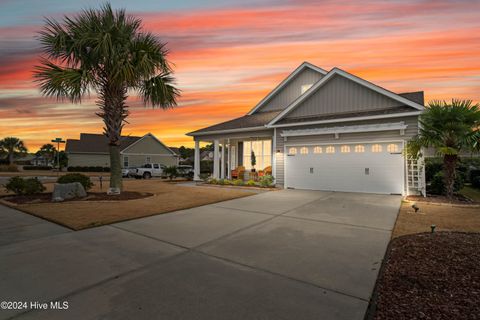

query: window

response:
[243,140,272,170]
[326,146,335,154]
[354,145,365,153]
[300,147,309,154]
[301,83,313,94]
[288,147,297,155]
[123,156,129,168]
[387,144,399,153]
[340,145,351,153]
[371,144,382,153]
[145,156,151,164]
[230,145,237,170]
[313,146,322,154]
[153,164,159,169]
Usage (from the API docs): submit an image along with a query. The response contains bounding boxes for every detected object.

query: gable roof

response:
[247,62,327,115]
[121,133,177,155]
[267,68,424,126]
[66,133,176,155]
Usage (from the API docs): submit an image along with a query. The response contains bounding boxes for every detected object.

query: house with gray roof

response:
[66,133,178,169]
[187,62,426,195]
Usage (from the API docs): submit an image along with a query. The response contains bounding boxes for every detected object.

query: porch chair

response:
[231,165,245,179]
[258,166,272,177]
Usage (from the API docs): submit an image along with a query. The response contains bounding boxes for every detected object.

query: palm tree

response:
[33,3,179,194]
[408,99,480,199]
[0,137,28,164]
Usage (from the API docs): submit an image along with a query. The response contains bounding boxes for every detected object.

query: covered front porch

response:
[192,133,274,181]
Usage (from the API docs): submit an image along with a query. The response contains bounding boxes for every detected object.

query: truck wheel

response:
[143,172,152,179]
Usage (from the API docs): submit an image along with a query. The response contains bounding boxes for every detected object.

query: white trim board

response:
[268,68,424,126]
[247,62,328,115]
[189,126,270,137]
[280,122,408,137]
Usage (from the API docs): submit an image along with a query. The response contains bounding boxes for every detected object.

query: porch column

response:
[213,139,220,179]
[221,140,226,179]
[227,139,231,179]
[194,140,200,181]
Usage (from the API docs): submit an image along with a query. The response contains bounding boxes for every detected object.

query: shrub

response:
[469,169,480,184]
[0,164,19,172]
[425,158,443,183]
[23,178,46,195]
[163,166,178,180]
[208,178,218,184]
[67,166,109,172]
[246,180,256,186]
[258,175,274,187]
[217,179,226,185]
[23,165,52,170]
[428,172,464,195]
[472,176,480,189]
[199,173,210,181]
[233,179,244,186]
[57,173,93,190]
[5,176,45,195]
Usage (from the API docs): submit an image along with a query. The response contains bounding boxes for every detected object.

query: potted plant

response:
[250,151,256,172]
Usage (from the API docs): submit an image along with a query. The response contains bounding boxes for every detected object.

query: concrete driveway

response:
[0,189,400,320]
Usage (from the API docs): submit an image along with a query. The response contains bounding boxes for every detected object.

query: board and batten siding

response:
[123,154,178,168]
[285,75,404,119]
[256,68,324,113]
[274,115,419,186]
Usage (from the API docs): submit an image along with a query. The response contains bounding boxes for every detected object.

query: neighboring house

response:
[188,62,426,195]
[14,153,35,165]
[66,133,178,168]
[31,155,53,166]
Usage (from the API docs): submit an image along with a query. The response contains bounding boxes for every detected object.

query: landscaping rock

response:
[52,182,87,202]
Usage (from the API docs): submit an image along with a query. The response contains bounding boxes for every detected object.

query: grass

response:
[460,185,480,202]
[0,170,110,177]
[392,201,480,239]
[0,180,258,230]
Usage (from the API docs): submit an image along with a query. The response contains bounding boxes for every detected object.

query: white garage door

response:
[285,142,404,194]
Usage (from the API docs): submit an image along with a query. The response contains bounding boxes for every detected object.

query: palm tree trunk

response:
[8,151,14,165]
[443,154,457,199]
[109,144,122,193]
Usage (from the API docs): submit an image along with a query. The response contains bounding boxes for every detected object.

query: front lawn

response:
[392,201,480,238]
[460,185,480,202]
[0,180,257,230]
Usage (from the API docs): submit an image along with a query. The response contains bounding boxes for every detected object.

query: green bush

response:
[0,164,19,172]
[246,180,256,186]
[428,172,464,195]
[258,175,274,187]
[472,176,480,189]
[57,173,93,190]
[469,169,480,184]
[217,179,226,185]
[233,179,244,186]
[5,176,45,195]
[425,158,443,183]
[208,178,218,184]
[163,166,178,180]
[199,173,210,181]
[67,166,110,172]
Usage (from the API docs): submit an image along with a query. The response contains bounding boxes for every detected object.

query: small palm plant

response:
[0,137,28,164]
[34,3,179,194]
[250,150,256,172]
[407,99,480,198]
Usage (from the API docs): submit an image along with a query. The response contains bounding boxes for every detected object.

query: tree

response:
[163,165,178,181]
[34,3,179,194]
[0,137,28,164]
[36,143,56,164]
[58,151,69,169]
[251,150,256,171]
[407,99,480,198]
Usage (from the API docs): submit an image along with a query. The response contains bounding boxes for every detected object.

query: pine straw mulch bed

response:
[368,232,480,320]
[2,191,153,204]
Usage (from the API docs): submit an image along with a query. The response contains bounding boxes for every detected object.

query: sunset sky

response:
[1,0,479,151]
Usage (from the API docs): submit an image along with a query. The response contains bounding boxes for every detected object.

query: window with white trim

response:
[371,144,382,153]
[243,140,272,170]
[300,147,309,154]
[288,147,297,155]
[123,156,129,168]
[313,146,322,154]
[301,83,313,94]
[145,156,151,164]
[326,146,335,154]
[354,145,365,153]
[340,145,351,153]
[387,144,399,153]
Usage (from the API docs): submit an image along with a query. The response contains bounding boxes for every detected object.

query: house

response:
[66,133,178,168]
[187,62,426,195]
[31,155,52,167]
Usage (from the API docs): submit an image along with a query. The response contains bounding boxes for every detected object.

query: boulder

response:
[52,182,87,202]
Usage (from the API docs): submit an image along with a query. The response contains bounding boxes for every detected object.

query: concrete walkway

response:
[0,190,400,320]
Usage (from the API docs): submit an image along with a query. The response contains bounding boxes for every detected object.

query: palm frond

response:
[140,73,180,109]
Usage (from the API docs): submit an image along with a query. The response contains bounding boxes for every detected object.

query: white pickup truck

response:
[132,163,166,179]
